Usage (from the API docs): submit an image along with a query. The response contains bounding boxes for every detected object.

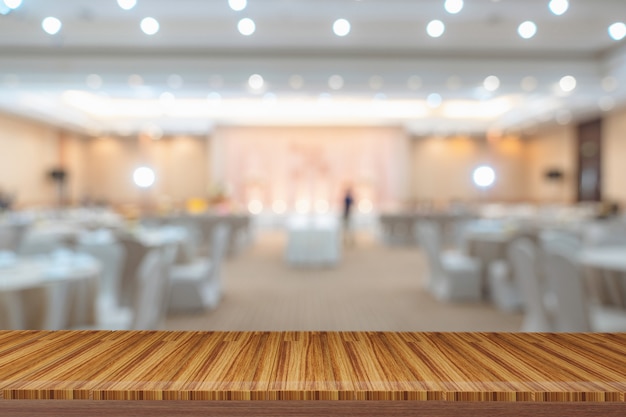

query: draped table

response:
[0,252,100,329]
[285,215,341,266]
[0,331,624,416]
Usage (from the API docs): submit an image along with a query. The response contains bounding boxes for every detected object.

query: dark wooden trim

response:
[1,401,625,417]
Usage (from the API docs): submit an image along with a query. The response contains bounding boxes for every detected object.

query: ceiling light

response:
[133,167,156,188]
[407,75,422,90]
[207,92,222,104]
[262,92,277,104]
[548,0,568,16]
[328,75,344,90]
[444,0,463,14]
[599,96,615,112]
[228,0,247,11]
[517,21,537,39]
[167,74,184,89]
[473,166,496,188]
[117,0,137,11]
[446,75,462,90]
[520,76,538,91]
[289,75,304,89]
[41,17,62,35]
[247,200,263,214]
[140,17,160,35]
[427,93,442,108]
[128,74,143,87]
[426,20,445,38]
[3,0,22,9]
[159,92,176,106]
[333,18,351,36]
[483,75,500,92]
[608,22,626,41]
[86,74,103,89]
[248,74,264,90]
[369,75,384,90]
[559,75,576,92]
[238,18,255,35]
[601,76,618,92]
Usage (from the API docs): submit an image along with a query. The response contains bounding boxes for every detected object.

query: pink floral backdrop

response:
[212,127,410,213]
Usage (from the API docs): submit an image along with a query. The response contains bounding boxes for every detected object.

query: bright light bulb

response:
[608,22,626,41]
[247,200,263,214]
[248,74,264,90]
[228,0,247,11]
[238,17,255,35]
[328,74,344,90]
[333,18,351,36]
[86,74,103,89]
[473,166,496,188]
[117,0,137,10]
[548,0,569,16]
[520,76,538,92]
[140,17,160,35]
[426,20,445,38]
[167,74,183,89]
[41,17,62,35]
[518,21,537,39]
[483,75,500,92]
[133,167,156,188]
[444,0,463,14]
[4,0,22,9]
[559,75,576,92]
[426,93,442,108]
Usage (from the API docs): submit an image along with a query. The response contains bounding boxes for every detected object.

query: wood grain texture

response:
[0,331,625,402]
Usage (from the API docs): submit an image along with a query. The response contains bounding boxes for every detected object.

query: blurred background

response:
[1,0,626,333]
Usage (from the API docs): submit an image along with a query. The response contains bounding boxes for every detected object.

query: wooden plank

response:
[0,331,624,402]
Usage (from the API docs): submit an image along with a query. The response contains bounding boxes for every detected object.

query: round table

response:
[0,252,101,329]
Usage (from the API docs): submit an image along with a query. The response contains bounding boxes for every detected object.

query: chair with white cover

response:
[415,221,482,302]
[542,244,626,332]
[76,238,126,314]
[486,259,522,312]
[507,237,553,332]
[168,223,230,312]
[76,249,168,330]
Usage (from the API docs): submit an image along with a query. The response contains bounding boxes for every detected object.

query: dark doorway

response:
[576,119,602,202]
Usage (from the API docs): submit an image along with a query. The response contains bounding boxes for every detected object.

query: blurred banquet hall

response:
[1,0,626,333]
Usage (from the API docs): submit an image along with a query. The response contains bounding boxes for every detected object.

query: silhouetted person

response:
[343,187,355,247]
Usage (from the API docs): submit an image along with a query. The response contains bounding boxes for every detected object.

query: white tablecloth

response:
[285,216,341,266]
[0,251,100,329]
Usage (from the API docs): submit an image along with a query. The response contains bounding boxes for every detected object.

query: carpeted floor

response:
[164,231,523,331]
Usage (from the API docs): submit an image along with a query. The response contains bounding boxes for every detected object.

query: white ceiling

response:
[1,0,626,136]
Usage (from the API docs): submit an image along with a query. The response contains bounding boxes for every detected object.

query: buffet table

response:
[285,215,341,266]
[0,331,624,416]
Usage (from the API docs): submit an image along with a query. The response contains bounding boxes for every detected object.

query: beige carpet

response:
[164,231,523,331]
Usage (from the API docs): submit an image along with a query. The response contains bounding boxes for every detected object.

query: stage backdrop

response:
[211,126,411,214]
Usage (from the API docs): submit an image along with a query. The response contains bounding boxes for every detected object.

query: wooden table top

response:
[0,331,624,402]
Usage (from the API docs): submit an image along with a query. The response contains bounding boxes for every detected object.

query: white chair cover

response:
[168,223,230,312]
[543,244,626,332]
[77,240,126,312]
[415,221,482,302]
[508,238,553,332]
